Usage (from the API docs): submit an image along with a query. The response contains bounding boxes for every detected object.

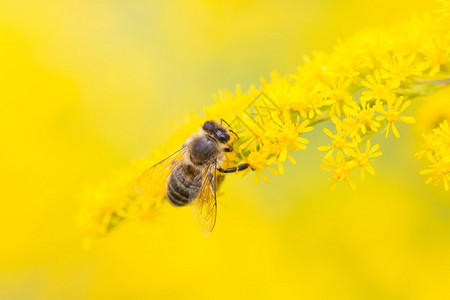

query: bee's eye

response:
[215,130,230,143]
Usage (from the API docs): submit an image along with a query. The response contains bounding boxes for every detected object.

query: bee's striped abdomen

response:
[166,164,201,206]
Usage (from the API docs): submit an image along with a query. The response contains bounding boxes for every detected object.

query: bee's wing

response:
[192,162,217,236]
[136,146,186,192]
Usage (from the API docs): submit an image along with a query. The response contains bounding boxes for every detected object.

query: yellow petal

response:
[392,123,400,138]
[261,171,270,183]
[288,154,297,165]
[254,172,260,185]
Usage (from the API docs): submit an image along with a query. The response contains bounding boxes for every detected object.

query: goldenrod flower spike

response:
[78,13,450,239]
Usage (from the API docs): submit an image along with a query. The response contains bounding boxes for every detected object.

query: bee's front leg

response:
[218,163,251,173]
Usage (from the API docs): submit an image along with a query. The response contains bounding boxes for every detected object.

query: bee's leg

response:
[224,145,233,152]
[218,163,251,173]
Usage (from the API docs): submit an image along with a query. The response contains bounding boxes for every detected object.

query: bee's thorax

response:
[185,133,225,167]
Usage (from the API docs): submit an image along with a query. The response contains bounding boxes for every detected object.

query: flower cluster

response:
[213,15,448,190]
[78,14,450,238]
[310,16,449,189]
[416,120,450,191]
[76,166,162,244]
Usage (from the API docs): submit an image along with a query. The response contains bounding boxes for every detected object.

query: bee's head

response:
[202,120,230,144]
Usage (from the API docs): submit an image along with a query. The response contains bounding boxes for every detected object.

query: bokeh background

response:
[1,0,449,299]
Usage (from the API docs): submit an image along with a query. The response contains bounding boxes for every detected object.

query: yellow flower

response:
[435,120,450,149]
[296,52,328,81]
[265,112,312,155]
[260,72,295,110]
[361,70,398,102]
[420,153,450,191]
[318,121,358,156]
[264,110,313,173]
[352,29,395,69]
[420,34,450,75]
[380,54,427,86]
[76,166,163,239]
[344,101,381,135]
[205,85,252,122]
[290,80,329,119]
[320,151,358,190]
[245,148,278,184]
[326,76,355,117]
[326,44,363,79]
[330,115,361,142]
[348,140,383,181]
[415,132,439,160]
[417,120,450,191]
[375,95,416,138]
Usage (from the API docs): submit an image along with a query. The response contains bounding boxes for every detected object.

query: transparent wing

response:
[136,147,186,193]
[192,162,217,236]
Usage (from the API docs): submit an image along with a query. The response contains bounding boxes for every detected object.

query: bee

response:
[137,119,250,236]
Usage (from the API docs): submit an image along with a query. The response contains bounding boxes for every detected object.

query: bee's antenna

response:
[229,129,239,140]
[221,118,232,128]
[220,118,239,139]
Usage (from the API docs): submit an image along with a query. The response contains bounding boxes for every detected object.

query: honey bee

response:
[137,119,250,236]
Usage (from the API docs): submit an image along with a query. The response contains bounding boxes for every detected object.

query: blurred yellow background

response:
[1,0,449,299]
